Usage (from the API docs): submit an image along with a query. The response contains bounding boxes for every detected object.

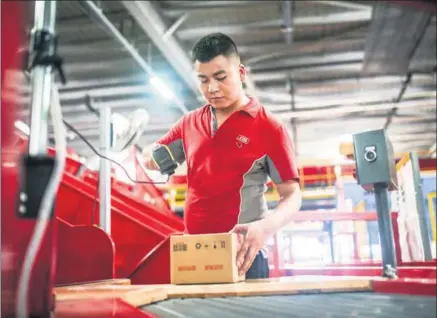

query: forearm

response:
[261,187,302,235]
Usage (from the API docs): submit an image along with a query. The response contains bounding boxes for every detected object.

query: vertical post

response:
[99,106,111,235]
[327,221,335,263]
[28,1,57,155]
[18,1,59,317]
[410,152,433,260]
[374,183,398,277]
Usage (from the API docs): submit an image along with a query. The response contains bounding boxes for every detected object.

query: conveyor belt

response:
[142,292,436,318]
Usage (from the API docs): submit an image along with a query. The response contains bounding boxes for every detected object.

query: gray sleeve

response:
[165,139,185,165]
[265,155,283,184]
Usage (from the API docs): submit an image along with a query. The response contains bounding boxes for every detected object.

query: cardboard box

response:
[170,232,245,285]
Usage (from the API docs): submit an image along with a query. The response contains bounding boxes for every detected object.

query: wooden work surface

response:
[55,278,131,290]
[54,276,373,309]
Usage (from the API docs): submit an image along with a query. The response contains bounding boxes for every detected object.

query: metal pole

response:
[410,152,433,260]
[28,0,57,155]
[327,222,335,263]
[99,106,111,234]
[374,183,398,278]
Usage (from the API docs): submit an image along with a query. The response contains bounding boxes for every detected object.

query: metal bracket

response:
[27,29,66,84]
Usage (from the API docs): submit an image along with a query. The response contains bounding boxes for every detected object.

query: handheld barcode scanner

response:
[152,144,178,176]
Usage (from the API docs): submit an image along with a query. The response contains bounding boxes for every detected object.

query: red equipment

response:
[2,1,66,316]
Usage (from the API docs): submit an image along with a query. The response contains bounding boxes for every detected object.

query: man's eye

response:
[216,77,227,81]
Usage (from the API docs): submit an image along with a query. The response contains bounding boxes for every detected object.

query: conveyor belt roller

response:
[142,292,436,318]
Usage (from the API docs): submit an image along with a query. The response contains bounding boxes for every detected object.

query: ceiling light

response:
[150,76,174,101]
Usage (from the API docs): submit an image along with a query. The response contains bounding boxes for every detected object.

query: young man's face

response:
[194,55,246,109]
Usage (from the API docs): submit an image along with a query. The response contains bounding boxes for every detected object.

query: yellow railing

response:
[396,152,410,172]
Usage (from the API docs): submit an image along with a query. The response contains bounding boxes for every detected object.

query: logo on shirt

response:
[236,135,249,148]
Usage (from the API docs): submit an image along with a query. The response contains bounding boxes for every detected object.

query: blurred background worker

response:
[143,33,302,279]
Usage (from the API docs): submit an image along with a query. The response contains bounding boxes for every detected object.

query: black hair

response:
[191,33,239,63]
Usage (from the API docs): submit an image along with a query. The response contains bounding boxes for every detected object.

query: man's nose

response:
[208,80,219,92]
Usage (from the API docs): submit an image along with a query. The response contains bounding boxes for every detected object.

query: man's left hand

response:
[230,220,272,276]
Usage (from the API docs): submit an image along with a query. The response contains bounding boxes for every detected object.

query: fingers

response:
[236,238,250,268]
[239,245,257,276]
[235,233,244,252]
[232,222,262,276]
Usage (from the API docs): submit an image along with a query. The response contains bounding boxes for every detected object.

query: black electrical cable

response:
[62,119,169,184]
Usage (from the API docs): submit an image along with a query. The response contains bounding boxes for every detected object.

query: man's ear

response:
[239,63,247,82]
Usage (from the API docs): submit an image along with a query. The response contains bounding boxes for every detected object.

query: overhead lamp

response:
[150,76,174,101]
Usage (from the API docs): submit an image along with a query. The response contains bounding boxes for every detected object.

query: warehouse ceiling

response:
[12,0,437,164]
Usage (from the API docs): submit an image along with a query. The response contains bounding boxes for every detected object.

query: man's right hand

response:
[141,146,159,171]
[144,157,158,170]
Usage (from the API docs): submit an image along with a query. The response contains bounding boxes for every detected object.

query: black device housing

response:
[17,154,56,219]
[152,145,178,176]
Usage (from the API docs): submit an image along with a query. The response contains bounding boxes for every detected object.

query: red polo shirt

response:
[156,97,299,234]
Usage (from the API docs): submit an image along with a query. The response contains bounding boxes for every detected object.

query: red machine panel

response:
[56,218,115,285]
[129,236,172,285]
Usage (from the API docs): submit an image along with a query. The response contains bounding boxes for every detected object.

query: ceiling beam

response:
[390,133,437,142]
[261,87,433,107]
[68,131,163,149]
[249,51,365,70]
[161,1,273,12]
[309,1,372,10]
[7,71,150,92]
[60,117,178,134]
[20,36,152,59]
[15,83,153,105]
[17,96,177,118]
[27,10,130,36]
[296,119,436,131]
[241,38,366,65]
[122,1,203,101]
[387,120,436,132]
[174,11,372,40]
[273,96,436,119]
[63,123,174,139]
[298,114,435,125]
[251,63,363,82]
[60,57,168,76]
[256,69,435,87]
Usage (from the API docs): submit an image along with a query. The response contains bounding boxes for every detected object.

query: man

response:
[143,33,302,279]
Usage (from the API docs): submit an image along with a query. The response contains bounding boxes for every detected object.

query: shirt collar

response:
[241,96,261,118]
[208,96,261,118]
